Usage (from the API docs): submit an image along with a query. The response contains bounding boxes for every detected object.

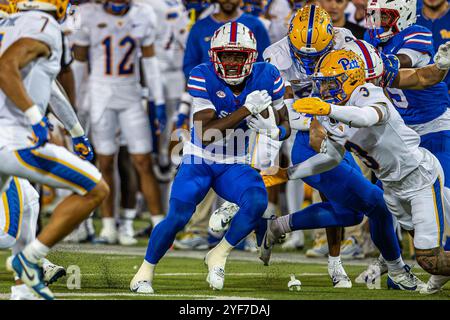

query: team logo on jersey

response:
[338,58,360,71]
[204,36,212,43]
[117,20,124,27]
[441,29,450,39]
[97,23,108,29]
[216,91,226,98]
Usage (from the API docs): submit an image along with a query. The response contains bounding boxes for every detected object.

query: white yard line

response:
[80,272,329,277]
[0,292,265,300]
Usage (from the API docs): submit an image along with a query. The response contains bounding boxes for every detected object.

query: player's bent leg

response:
[1,144,109,299]
[131,159,212,293]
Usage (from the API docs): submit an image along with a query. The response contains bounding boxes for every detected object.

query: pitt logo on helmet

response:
[16,0,70,21]
[288,4,334,75]
[313,49,365,105]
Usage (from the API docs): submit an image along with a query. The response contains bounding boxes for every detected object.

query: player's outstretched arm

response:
[0,38,50,112]
[393,42,450,90]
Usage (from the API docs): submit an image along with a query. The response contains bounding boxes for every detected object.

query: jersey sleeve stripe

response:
[189,76,206,83]
[274,76,282,85]
[404,32,432,40]
[187,84,207,92]
[404,39,432,45]
[273,80,284,94]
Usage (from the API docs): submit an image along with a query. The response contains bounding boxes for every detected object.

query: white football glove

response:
[434,42,450,71]
[244,90,272,115]
[288,109,312,131]
[248,106,280,140]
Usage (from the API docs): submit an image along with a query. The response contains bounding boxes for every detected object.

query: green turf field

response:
[0,246,449,300]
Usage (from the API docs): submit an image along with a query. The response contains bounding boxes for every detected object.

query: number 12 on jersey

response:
[102,35,136,76]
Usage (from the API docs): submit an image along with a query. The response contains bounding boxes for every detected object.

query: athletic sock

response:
[206,238,233,269]
[385,256,405,274]
[122,209,137,231]
[23,239,50,263]
[132,260,156,284]
[102,217,116,232]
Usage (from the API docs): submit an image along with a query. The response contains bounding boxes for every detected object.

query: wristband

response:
[277,125,287,140]
[25,105,43,125]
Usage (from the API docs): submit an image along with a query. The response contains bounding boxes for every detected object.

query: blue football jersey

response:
[365,25,450,125]
[186,62,285,159]
[417,8,450,91]
[182,13,271,79]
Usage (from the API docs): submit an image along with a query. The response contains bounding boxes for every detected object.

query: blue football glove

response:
[381,53,400,88]
[72,135,94,161]
[30,117,52,148]
[155,104,167,134]
[175,113,189,129]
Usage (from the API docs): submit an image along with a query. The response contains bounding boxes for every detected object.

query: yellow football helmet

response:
[288,4,334,75]
[16,0,70,21]
[0,0,17,17]
[312,49,366,105]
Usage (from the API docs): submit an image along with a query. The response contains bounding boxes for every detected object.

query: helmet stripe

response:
[354,40,374,76]
[230,21,238,43]
[306,5,316,48]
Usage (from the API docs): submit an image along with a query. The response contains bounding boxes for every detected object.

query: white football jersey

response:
[263,28,355,98]
[0,11,62,140]
[73,2,157,84]
[321,83,424,183]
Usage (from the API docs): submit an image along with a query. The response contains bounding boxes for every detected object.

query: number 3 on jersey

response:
[102,35,136,76]
[344,141,380,170]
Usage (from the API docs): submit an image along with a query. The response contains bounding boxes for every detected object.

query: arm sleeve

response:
[49,81,84,136]
[142,56,165,105]
[329,104,383,128]
[398,48,431,68]
[287,137,345,180]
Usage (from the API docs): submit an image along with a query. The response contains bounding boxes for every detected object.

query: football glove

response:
[293,97,331,116]
[30,117,52,148]
[247,106,280,140]
[435,42,450,71]
[72,135,94,161]
[244,90,272,115]
[261,167,289,187]
[381,53,400,88]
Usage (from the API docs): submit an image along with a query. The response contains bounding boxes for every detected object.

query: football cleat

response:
[118,224,138,246]
[306,238,329,258]
[43,259,66,285]
[95,227,118,244]
[329,260,352,289]
[209,201,239,233]
[10,284,42,300]
[355,255,388,287]
[340,237,365,260]
[281,231,305,250]
[6,254,54,300]
[204,252,225,291]
[206,266,225,291]
[130,280,154,294]
[173,232,209,250]
[387,265,426,291]
[419,275,450,295]
[259,219,283,266]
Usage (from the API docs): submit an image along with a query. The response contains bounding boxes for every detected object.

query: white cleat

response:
[306,239,329,258]
[387,265,426,291]
[281,231,304,250]
[259,219,283,266]
[355,255,388,288]
[340,237,365,260]
[10,284,42,300]
[95,228,118,244]
[42,259,66,285]
[204,251,225,291]
[329,261,352,289]
[206,266,225,291]
[209,201,239,233]
[130,280,154,294]
[420,275,450,295]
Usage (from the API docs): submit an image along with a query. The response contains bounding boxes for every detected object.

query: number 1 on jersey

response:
[102,35,136,76]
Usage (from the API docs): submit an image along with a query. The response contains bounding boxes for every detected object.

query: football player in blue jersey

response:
[130,22,291,293]
[366,0,450,248]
